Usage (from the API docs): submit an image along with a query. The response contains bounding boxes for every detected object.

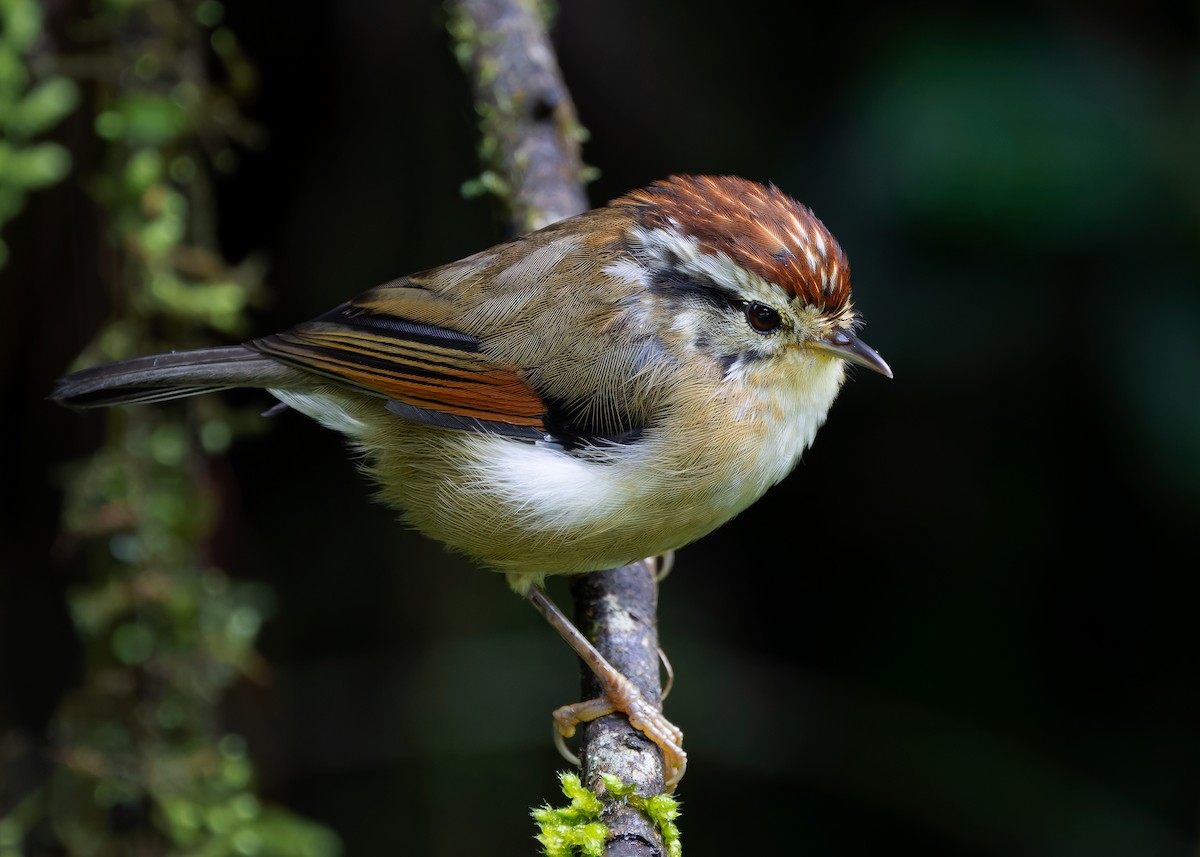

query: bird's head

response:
[615,174,892,382]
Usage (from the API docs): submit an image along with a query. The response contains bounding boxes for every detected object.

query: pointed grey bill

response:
[816,328,893,378]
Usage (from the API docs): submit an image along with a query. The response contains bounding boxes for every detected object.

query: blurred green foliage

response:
[0,0,79,267]
[0,0,336,854]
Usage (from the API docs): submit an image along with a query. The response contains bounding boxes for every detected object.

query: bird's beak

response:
[816,328,893,378]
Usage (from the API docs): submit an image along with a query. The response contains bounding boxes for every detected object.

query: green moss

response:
[532,774,608,857]
[532,773,682,857]
[644,793,683,857]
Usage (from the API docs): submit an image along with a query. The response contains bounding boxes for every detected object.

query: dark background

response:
[4,1,1199,854]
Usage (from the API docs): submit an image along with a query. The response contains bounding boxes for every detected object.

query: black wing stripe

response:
[308,304,482,352]
[385,400,546,440]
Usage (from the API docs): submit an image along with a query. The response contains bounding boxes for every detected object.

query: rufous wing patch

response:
[251,303,546,432]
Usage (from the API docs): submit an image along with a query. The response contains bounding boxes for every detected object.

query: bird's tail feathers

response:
[51,346,297,409]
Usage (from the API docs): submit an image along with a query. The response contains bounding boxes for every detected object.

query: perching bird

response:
[54,175,892,786]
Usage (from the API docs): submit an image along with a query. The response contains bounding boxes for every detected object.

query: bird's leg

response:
[527,584,686,788]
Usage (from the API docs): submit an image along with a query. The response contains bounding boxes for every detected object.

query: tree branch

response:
[571,560,670,851]
[446,2,672,853]
[447,0,589,230]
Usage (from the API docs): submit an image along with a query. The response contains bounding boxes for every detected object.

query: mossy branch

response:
[446,0,592,230]
[446,1,678,854]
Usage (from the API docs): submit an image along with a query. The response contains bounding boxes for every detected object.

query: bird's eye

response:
[744,302,782,334]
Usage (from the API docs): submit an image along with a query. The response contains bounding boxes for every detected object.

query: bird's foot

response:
[551,674,687,788]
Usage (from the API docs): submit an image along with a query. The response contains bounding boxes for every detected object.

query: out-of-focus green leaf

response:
[5,77,79,137]
[0,0,42,53]
[195,0,224,28]
[0,139,71,187]
[0,46,29,98]
[146,274,252,335]
[111,92,188,146]
[124,146,163,192]
[0,185,19,220]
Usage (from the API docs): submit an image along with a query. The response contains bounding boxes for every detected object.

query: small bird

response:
[53,175,891,787]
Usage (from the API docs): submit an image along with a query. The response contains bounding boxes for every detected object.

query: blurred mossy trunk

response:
[0,1,337,854]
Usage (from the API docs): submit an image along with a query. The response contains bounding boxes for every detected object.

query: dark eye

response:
[744,301,782,334]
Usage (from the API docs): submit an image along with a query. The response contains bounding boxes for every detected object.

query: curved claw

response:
[658,645,676,702]
[553,729,582,769]
[653,551,676,583]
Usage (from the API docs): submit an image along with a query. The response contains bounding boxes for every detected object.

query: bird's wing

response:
[250,290,548,440]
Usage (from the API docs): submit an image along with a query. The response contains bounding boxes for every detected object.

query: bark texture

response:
[448,0,590,231]
[572,560,669,852]
[447,1,672,853]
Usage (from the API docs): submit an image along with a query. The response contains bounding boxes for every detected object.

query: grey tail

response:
[51,345,300,409]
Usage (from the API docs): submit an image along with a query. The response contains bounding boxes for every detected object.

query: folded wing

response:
[251,296,548,441]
